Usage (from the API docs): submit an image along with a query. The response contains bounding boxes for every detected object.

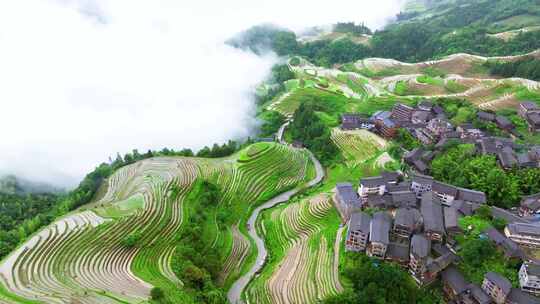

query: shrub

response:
[150,287,164,300]
[121,231,142,248]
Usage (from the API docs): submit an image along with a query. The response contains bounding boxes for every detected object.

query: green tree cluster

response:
[271,64,295,83]
[334,22,372,35]
[431,144,540,207]
[258,111,286,138]
[395,128,421,151]
[288,103,339,164]
[324,254,443,304]
[486,58,540,81]
[171,180,227,304]
[232,1,540,65]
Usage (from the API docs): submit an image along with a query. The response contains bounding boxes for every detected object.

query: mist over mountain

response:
[0,0,405,188]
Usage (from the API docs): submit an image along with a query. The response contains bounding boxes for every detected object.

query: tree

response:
[492,218,507,231]
[461,239,496,268]
[271,64,295,83]
[150,287,164,300]
[288,103,339,164]
[121,231,141,248]
[476,205,492,220]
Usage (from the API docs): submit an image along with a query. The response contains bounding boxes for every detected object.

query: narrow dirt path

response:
[333,226,344,293]
[226,150,324,304]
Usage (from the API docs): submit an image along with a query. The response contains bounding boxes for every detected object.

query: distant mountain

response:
[0,175,64,195]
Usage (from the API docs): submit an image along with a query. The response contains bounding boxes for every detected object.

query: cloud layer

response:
[0,0,404,187]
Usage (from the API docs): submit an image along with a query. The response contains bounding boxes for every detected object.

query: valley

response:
[1,0,540,303]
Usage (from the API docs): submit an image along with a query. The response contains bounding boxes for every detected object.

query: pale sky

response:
[0,0,405,187]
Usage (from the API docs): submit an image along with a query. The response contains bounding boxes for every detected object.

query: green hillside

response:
[0,143,314,304]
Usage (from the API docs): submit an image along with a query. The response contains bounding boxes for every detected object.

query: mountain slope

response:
[0,143,314,304]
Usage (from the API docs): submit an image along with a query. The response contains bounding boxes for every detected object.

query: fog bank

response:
[0,0,405,187]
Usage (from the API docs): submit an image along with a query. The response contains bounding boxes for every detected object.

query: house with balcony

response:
[393,208,422,238]
[411,173,434,198]
[433,180,459,205]
[505,223,540,248]
[519,193,540,217]
[442,266,469,301]
[409,234,431,285]
[368,211,392,258]
[483,227,524,261]
[421,192,445,242]
[482,272,512,304]
[520,262,540,296]
[358,176,386,200]
[334,182,362,222]
[345,211,371,252]
[391,103,414,122]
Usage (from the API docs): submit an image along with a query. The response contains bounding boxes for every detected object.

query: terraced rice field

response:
[331,128,389,166]
[245,194,342,304]
[0,143,314,304]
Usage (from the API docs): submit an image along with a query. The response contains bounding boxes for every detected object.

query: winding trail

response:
[277,121,290,145]
[227,147,325,304]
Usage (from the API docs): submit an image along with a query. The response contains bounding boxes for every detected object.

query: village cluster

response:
[335,101,540,303]
[334,171,540,304]
[342,101,540,174]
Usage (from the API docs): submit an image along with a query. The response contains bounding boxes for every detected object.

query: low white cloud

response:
[0,0,404,187]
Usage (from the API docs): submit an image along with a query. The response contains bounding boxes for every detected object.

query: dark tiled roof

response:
[432,243,452,256]
[381,171,400,184]
[391,191,418,208]
[500,238,524,259]
[336,183,361,207]
[491,207,526,224]
[387,182,411,193]
[433,181,458,197]
[411,234,431,258]
[371,110,392,121]
[484,227,506,245]
[527,112,540,125]
[530,146,540,160]
[349,212,371,233]
[521,193,540,211]
[370,211,392,245]
[444,207,459,230]
[382,118,396,128]
[422,150,435,161]
[386,242,410,262]
[395,208,422,229]
[457,188,487,204]
[433,105,444,115]
[467,284,492,304]
[484,227,523,258]
[485,272,511,296]
[412,110,432,122]
[478,111,496,121]
[507,223,540,237]
[418,101,433,110]
[521,101,540,111]
[452,200,474,216]
[421,192,445,234]
[412,173,434,186]
[404,148,424,162]
[507,288,540,304]
[360,176,385,187]
[366,194,390,208]
[412,160,428,173]
[518,152,535,166]
[441,266,468,294]
[420,192,444,234]
[523,262,540,277]
[443,131,461,139]
[495,115,514,129]
[498,147,518,168]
